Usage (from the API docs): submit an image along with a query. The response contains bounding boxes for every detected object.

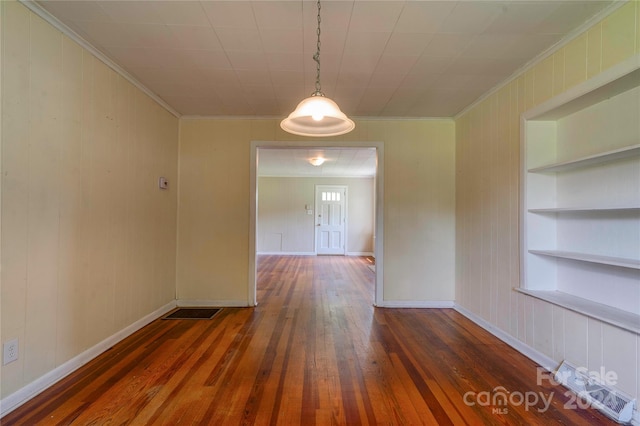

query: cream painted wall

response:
[456,1,640,402]
[1,1,179,399]
[257,177,374,255]
[177,119,455,304]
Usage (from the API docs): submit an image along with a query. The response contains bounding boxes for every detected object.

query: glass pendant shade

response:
[281,0,354,137]
[280,95,355,137]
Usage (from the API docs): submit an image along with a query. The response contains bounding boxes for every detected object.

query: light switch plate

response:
[158,177,169,189]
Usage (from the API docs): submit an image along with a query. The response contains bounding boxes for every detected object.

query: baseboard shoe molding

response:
[177,299,253,308]
[256,252,316,256]
[377,300,454,308]
[453,304,558,371]
[0,300,177,418]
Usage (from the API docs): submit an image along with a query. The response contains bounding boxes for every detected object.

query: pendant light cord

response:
[279,0,354,136]
[312,0,323,97]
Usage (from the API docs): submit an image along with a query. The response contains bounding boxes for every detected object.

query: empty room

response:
[1,0,639,424]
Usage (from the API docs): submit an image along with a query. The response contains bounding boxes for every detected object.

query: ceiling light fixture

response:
[309,157,326,166]
[280,0,354,137]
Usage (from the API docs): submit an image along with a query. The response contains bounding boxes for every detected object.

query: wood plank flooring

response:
[2,255,616,425]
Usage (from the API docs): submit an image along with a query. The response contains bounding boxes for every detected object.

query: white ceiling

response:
[37,0,615,119]
[35,0,615,177]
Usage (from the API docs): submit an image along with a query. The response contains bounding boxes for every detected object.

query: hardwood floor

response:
[3,255,616,425]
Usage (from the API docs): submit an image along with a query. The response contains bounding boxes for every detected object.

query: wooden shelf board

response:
[528,60,640,120]
[528,206,640,213]
[529,249,640,270]
[528,144,640,173]
[521,60,640,336]
[516,288,640,335]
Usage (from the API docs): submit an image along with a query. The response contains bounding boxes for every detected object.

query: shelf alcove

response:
[519,56,640,334]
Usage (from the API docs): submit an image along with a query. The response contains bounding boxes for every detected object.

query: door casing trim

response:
[250,140,384,307]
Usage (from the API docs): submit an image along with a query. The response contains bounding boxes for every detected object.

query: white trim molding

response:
[453,304,558,370]
[177,299,252,308]
[378,300,454,309]
[250,141,385,308]
[347,252,374,257]
[0,301,177,417]
[257,252,317,256]
[17,0,180,118]
[259,175,375,179]
[454,0,628,120]
[181,115,455,122]
[454,303,640,425]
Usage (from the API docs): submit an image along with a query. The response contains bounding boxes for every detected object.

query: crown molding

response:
[19,0,181,118]
[19,0,623,123]
[454,0,629,120]
[180,115,453,122]
[258,174,375,179]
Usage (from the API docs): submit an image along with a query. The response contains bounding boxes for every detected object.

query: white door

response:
[315,186,347,255]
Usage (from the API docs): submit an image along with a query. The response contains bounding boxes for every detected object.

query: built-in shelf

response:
[515,288,640,335]
[529,249,640,270]
[529,206,640,213]
[522,58,640,330]
[528,144,640,173]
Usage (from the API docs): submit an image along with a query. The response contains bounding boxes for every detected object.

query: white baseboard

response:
[454,303,640,425]
[347,252,374,256]
[0,300,177,417]
[453,304,558,370]
[177,299,252,307]
[257,252,316,256]
[454,302,560,370]
[377,300,454,308]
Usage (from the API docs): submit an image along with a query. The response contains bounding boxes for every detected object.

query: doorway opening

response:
[249,141,384,307]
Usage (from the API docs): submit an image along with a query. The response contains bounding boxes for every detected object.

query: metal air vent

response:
[555,360,636,424]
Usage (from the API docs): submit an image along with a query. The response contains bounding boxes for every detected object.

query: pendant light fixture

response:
[280,0,355,137]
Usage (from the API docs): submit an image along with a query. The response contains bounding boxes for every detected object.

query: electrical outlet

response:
[3,338,18,365]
